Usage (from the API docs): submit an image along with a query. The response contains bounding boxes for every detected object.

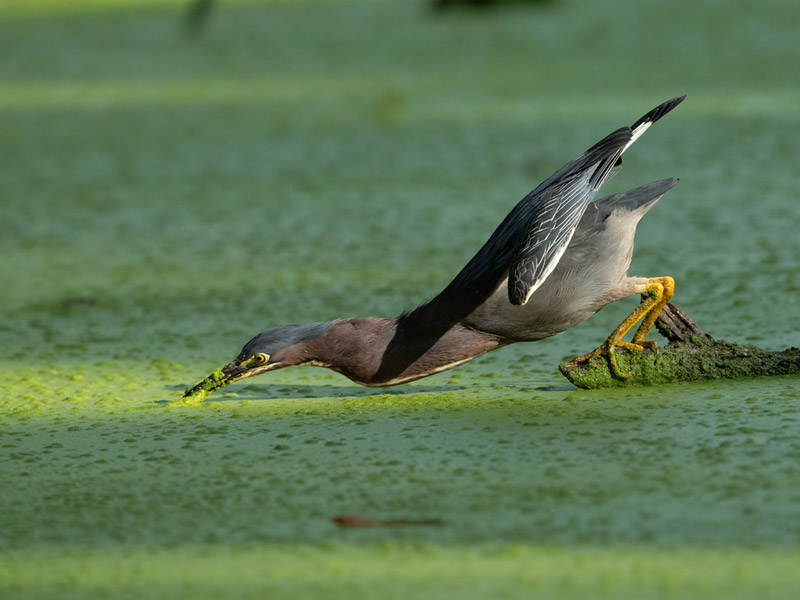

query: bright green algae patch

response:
[3,545,800,600]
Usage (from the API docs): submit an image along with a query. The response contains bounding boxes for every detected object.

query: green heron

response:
[199,96,685,393]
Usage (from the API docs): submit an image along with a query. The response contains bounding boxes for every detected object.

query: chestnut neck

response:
[305,301,508,386]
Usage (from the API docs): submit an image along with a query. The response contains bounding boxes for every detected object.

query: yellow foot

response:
[566,339,648,379]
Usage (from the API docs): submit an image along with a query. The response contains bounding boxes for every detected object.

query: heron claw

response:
[566,339,644,380]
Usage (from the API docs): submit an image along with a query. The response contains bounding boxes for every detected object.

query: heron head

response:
[220,321,337,383]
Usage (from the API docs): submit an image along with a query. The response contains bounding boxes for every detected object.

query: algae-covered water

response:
[2,0,800,598]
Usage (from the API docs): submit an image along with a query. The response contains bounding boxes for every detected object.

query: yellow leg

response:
[631,276,674,345]
[565,276,675,379]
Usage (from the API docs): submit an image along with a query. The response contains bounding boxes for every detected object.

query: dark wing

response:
[629,95,686,141]
[440,96,685,308]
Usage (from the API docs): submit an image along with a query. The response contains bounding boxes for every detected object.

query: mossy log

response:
[559,303,800,389]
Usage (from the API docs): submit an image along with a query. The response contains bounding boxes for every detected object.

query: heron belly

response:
[463,266,634,342]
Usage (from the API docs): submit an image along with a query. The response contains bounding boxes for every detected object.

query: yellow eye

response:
[254,353,269,363]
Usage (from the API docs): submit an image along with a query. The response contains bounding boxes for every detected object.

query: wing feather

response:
[506,136,626,305]
[506,96,686,305]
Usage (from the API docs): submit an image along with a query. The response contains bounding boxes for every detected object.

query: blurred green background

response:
[2,0,800,598]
